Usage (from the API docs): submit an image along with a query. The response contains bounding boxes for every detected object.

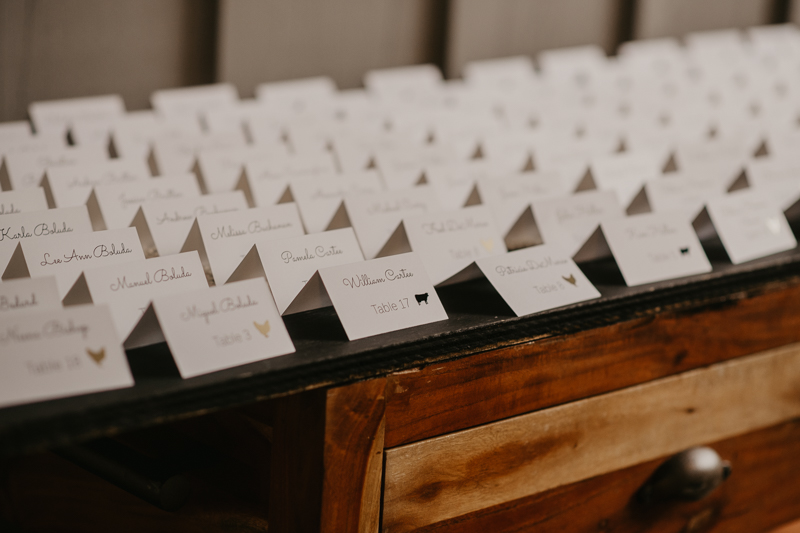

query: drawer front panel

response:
[406,419,800,532]
[385,283,800,448]
[383,343,800,532]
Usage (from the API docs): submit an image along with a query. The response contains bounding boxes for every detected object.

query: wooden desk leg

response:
[322,378,387,533]
[269,379,387,533]
[270,388,327,533]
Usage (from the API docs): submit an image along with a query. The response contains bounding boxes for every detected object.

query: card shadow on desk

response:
[126,342,182,380]
[436,278,516,318]
[283,307,349,343]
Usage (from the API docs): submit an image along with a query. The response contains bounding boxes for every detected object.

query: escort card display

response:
[87,174,202,230]
[0,188,48,215]
[697,189,797,264]
[64,252,209,345]
[380,205,507,286]
[131,191,248,257]
[576,212,713,286]
[342,186,440,259]
[476,244,600,316]
[3,227,146,298]
[3,31,800,407]
[228,227,365,315]
[318,252,448,340]
[0,276,61,314]
[0,304,133,408]
[180,204,305,284]
[0,206,93,275]
[42,158,150,208]
[127,278,295,378]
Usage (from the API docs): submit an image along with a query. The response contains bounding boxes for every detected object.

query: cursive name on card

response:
[180,295,259,325]
[109,266,193,291]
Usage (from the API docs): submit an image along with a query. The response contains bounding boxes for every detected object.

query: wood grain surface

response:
[383,343,800,531]
[409,419,800,533]
[321,379,387,533]
[385,282,800,448]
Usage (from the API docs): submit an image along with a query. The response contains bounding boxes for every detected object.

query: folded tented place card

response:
[318,252,448,340]
[383,205,507,286]
[699,189,797,264]
[129,278,295,378]
[28,95,125,136]
[0,206,93,274]
[64,252,208,346]
[531,190,623,258]
[3,227,146,298]
[132,191,248,257]
[229,227,365,315]
[0,304,133,408]
[88,174,201,230]
[0,276,61,314]
[578,212,712,286]
[289,171,383,233]
[476,244,600,316]
[43,158,151,209]
[1,145,107,191]
[342,187,440,259]
[0,188,48,215]
[181,204,305,284]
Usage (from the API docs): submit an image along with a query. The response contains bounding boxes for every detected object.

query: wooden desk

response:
[3,247,800,532]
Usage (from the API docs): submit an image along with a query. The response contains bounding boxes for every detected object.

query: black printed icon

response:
[415,293,429,305]
[562,274,577,286]
[680,247,690,255]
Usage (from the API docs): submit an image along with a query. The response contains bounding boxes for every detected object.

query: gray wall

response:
[0,0,216,121]
[0,0,793,122]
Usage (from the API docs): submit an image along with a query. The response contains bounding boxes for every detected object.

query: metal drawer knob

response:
[637,446,731,505]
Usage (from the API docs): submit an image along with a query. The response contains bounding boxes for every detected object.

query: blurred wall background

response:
[0,0,798,121]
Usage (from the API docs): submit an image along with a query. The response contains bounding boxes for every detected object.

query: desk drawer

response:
[382,343,800,532]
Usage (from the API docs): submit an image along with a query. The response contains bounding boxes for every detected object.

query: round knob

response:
[637,447,731,505]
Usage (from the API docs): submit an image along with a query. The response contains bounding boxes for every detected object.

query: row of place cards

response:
[1,186,797,409]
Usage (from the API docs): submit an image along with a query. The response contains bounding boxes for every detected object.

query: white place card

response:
[588,151,665,208]
[701,189,797,264]
[256,76,337,108]
[0,206,93,275]
[43,158,150,208]
[3,227,145,299]
[194,146,287,194]
[64,252,208,346]
[181,204,305,284]
[363,64,443,97]
[230,227,365,315]
[1,145,107,191]
[0,304,133,408]
[582,212,712,286]
[342,187,440,259]
[150,83,239,119]
[425,160,519,211]
[149,132,247,176]
[638,173,729,221]
[290,171,384,233]
[0,276,61,314]
[476,244,600,316]
[28,95,125,137]
[476,171,572,240]
[531,190,624,258]
[129,278,295,378]
[87,174,201,230]
[318,252,447,340]
[0,188,48,215]
[384,206,507,286]
[132,191,248,257]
